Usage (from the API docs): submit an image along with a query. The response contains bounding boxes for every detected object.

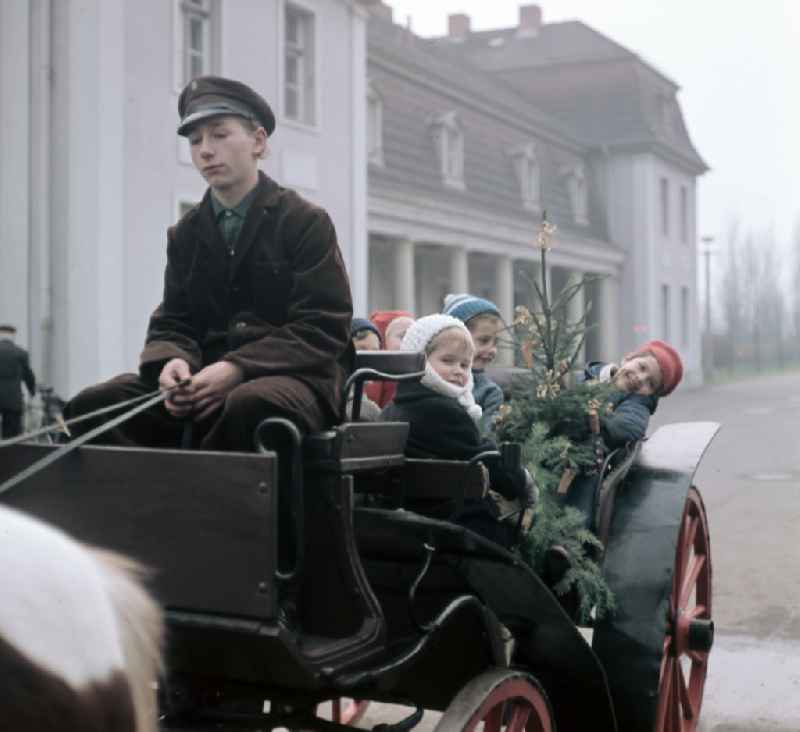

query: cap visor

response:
[177,106,252,136]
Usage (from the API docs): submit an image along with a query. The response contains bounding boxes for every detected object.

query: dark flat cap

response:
[178,76,275,137]
[0,324,17,333]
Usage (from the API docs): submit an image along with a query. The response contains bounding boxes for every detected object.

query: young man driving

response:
[65,76,353,450]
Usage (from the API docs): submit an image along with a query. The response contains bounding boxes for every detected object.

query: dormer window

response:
[430,111,465,190]
[367,83,384,166]
[509,142,540,212]
[562,163,589,225]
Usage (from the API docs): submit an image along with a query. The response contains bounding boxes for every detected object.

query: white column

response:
[567,271,586,362]
[51,0,126,396]
[394,239,416,313]
[348,5,368,317]
[0,0,31,345]
[495,256,514,366]
[29,0,53,385]
[598,274,621,361]
[449,247,469,295]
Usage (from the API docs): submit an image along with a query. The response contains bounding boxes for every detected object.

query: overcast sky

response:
[385,0,800,256]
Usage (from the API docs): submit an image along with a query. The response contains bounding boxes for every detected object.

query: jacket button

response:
[235,321,247,330]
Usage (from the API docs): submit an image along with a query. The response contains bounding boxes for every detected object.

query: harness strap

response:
[0,382,188,497]
[0,389,162,449]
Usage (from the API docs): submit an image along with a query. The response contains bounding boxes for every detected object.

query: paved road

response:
[650,369,800,730]
[358,370,800,732]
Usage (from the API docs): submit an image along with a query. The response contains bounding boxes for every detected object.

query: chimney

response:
[363,0,393,23]
[448,13,471,40]
[517,4,542,37]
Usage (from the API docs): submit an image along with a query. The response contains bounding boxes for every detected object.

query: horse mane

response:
[90,549,164,732]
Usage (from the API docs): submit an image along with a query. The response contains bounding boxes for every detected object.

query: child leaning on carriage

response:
[561,339,684,524]
[380,315,532,548]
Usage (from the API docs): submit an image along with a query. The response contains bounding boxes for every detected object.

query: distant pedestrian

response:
[0,325,37,438]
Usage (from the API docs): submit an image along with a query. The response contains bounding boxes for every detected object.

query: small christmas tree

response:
[495,214,616,622]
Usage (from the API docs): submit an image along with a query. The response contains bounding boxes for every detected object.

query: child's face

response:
[353,330,380,351]
[427,329,474,388]
[467,315,501,369]
[385,317,414,350]
[615,354,663,396]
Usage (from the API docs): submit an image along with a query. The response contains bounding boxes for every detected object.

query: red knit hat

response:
[629,340,683,396]
[369,310,414,343]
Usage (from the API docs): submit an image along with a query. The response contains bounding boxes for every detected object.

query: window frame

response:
[509,142,541,212]
[562,163,589,225]
[173,0,219,93]
[661,283,671,340]
[367,83,384,167]
[660,177,670,237]
[281,1,319,129]
[430,111,465,190]
[679,184,688,244]
[680,285,690,346]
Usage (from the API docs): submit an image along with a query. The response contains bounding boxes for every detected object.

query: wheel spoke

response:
[689,649,707,665]
[679,554,706,609]
[671,661,682,732]
[685,516,699,554]
[676,659,695,720]
[483,702,504,732]
[687,604,708,620]
[656,656,674,730]
[506,703,532,732]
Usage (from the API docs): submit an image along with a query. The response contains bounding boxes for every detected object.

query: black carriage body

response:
[0,360,719,732]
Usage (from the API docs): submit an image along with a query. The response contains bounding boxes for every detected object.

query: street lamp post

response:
[700,235,715,380]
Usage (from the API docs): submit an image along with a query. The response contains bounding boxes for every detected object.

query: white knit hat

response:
[400,315,483,423]
[400,314,472,354]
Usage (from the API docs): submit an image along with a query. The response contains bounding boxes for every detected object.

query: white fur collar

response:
[420,364,483,424]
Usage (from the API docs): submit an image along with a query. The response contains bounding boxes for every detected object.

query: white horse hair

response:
[0,504,163,732]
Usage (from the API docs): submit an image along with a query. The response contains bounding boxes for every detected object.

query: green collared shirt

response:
[211,185,259,253]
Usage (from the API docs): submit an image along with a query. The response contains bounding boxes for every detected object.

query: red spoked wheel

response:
[330,698,369,725]
[654,486,714,732]
[434,669,553,732]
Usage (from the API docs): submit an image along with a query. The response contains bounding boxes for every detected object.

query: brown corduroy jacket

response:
[140,172,354,422]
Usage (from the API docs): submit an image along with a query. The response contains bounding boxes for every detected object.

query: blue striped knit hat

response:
[442,293,501,324]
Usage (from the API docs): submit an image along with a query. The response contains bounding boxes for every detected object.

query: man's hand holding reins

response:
[188,361,244,421]
[159,358,194,418]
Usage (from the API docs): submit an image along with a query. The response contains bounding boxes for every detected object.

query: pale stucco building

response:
[0,0,706,400]
[365,3,707,381]
[0,0,368,398]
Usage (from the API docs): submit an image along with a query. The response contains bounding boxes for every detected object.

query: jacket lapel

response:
[227,173,282,283]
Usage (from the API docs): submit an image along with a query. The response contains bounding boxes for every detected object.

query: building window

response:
[174,0,218,92]
[181,0,212,85]
[284,3,316,125]
[662,284,671,340]
[679,185,688,243]
[367,84,383,166]
[509,142,540,212]
[660,177,670,236]
[681,286,690,346]
[430,111,465,190]
[563,163,588,225]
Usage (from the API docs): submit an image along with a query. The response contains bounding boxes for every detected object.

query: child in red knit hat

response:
[584,339,684,448]
[364,310,415,408]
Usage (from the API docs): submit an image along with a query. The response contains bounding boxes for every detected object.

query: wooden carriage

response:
[0,353,717,731]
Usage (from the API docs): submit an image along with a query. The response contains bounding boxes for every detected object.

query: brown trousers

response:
[63,373,329,452]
